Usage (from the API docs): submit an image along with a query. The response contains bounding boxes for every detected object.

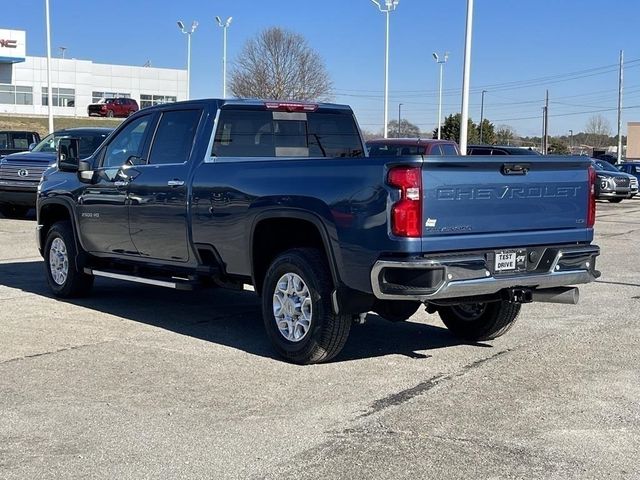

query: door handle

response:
[167,179,185,187]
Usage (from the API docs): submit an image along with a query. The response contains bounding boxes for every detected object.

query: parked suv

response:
[592,159,637,203]
[468,145,541,155]
[0,131,41,158]
[0,127,112,218]
[618,162,640,184]
[88,98,139,118]
[367,138,460,156]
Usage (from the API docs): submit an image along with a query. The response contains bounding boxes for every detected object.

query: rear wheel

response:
[261,248,351,364]
[608,198,624,203]
[107,110,114,118]
[0,205,30,219]
[439,300,521,341]
[44,221,94,298]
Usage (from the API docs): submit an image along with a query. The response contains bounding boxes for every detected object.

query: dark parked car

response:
[468,145,541,155]
[0,127,113,218]
[367,138,460,156]
[592,159,637,203]
[618,162,640,184]
[0,130,41,158]
[88,98,139,118]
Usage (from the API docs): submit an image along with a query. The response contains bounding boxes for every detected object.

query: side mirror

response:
[28,142,37,151]
[78,160,96,183]
[57,138,80,171]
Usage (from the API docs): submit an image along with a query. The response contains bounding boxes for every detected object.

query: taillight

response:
[388,166,422,237]
[587,165,596,228]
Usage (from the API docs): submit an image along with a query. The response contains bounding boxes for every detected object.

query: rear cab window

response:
[213,106,365,158]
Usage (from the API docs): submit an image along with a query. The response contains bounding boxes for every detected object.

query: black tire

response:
[43,221,94,298]
[438,300,521,341]
[261,248,351,365]
[373,300,421,322]
[0,205,30,219]
[106,110,114,118]
[608,198,624,203]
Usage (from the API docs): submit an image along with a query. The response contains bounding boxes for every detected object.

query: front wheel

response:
[261,248,351,364]
[608,198,624,203]
[438,300,521,341]
[44,221,94,298]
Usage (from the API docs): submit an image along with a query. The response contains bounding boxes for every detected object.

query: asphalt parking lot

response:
[0,199,638,479]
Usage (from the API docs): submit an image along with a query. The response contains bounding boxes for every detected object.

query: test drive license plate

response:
[494,249,527,273]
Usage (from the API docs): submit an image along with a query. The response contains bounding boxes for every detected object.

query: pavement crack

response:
[360,348,513,418]
[0,340,112,365]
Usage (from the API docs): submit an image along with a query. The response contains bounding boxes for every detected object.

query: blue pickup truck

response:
[36,99,600,364]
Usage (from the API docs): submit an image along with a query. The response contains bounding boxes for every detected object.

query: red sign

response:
[0,39,17,48]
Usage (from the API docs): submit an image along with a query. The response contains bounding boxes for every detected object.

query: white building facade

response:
[0,28,187,117]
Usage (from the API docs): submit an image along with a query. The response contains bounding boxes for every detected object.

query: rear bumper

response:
[371,244,600,302]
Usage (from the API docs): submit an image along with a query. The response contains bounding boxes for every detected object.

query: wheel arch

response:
[250,210,341,296]
[38,198,85,266]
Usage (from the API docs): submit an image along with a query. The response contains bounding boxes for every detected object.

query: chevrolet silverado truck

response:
[37,99,600,364]
[0,127,112,218]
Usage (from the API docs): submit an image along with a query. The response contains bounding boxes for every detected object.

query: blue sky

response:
[4,0,637,137]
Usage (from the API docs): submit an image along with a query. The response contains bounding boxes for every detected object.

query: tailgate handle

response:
[501,163,530,175]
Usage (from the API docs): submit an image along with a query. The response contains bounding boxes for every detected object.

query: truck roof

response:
[138,98,354,113]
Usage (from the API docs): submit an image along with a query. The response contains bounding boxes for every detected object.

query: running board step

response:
[84,269,195,290]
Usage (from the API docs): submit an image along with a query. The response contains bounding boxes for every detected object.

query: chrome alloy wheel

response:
[49,237,69,286]
[451,303,487,321]
[273,272,312,342]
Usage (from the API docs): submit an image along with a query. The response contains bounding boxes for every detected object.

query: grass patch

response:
[0,115,123,138]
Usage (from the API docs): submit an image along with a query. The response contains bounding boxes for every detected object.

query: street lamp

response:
[44,0,53,133]
[432,51,449,140]
[398,103,403,138]
[479,89,487,143]
[569,129,573,153]
[459,0,475,155]
[215,16,233,99]
[59,46,67,59]
[177,20,198,100]
[370,0,400,139]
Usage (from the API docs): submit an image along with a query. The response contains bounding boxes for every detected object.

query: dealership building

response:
[0,28,188,117]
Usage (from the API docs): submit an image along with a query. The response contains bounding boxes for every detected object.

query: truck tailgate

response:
[421,155,592,252]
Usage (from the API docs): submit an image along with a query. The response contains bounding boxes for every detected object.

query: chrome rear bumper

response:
[370,245,600,302]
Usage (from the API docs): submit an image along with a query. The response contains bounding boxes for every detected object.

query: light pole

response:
[215,16,233,99]
[177,20,198,100]
[371,0,400,139]
[569,129,573,153]
[59,46,67,59]
[432,52,448,140]
[433,52,449,140]
[459,0,474,155]
[45,0,53,133]
[397,103,403,138]
[479,89,487,143]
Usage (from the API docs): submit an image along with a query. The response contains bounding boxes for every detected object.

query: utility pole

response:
[459,0,474,155]
[543,89,549,154]
[398,103,403,138]
[617,49,624,163]
[479,89,487,143]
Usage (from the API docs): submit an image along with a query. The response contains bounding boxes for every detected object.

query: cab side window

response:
[148,109,202,165]
[102,115,151,168]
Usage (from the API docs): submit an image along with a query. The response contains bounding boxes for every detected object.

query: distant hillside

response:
[0,115,123,138]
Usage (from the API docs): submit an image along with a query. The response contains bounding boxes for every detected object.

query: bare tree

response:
[585,114,611,147]
[229,27,332,101]
[495,124,517,145]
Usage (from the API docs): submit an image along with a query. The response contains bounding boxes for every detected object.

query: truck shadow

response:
[0,260,488,363]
